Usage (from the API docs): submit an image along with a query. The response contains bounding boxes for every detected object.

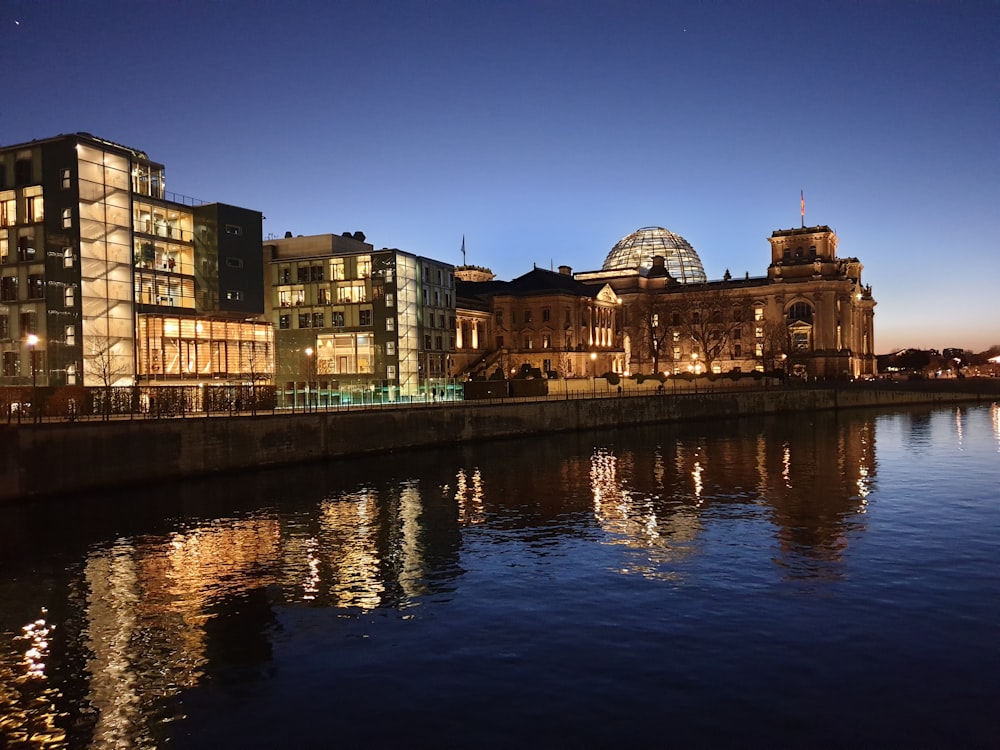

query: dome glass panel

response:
[602,226,707,283]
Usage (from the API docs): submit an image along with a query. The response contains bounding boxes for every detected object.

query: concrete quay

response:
[1,382,996,502]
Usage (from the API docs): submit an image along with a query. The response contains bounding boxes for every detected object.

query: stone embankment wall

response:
[0,386,993,502]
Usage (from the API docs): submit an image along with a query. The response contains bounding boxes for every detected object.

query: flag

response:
[800,190,805,217]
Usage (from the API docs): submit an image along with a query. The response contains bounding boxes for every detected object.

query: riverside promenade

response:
[2,379,997,502]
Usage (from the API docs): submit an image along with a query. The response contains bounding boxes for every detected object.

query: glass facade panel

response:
[603,226,707,283]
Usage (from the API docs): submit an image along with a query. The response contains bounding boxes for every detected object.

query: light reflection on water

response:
[1,403,998,748]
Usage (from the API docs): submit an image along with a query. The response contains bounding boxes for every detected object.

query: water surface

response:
[1,403,998,748]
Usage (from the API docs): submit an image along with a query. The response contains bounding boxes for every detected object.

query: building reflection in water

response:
[589,411,877,582]
[0,409,884,747]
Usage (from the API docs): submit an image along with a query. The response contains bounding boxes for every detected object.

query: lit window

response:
[385,292,394,307]
[63,247,74,268]
[24,187,43,223]
[386,341,396,356]
[61,169,71,189]
[61,208,72,228]
[65,325,75,346]
[0,192,15,227]
[225,224,242,236]
[387,365,396,379]
[754,306,764,321]
[65,287,75,307]
[226,290,243,301]
[386,318,395,332]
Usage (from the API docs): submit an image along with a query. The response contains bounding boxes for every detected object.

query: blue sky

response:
[3,0,997,352]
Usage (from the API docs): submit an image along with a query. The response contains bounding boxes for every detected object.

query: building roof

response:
[602,226,707,283]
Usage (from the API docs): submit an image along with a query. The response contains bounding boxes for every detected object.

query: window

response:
[495,310,503,326]
[279,314,291,330]
[792,330,810,351]
[65,287,75,307]
[359,309,371,326]
[0,234,7,263]
[385,292,394,307]
[0,192,15,226]
[14,158,32,186]
[496,335,504,348]
[65,324,75,346]
[755,343,763,357]
[733,328,741,340]
[755,326,763,339]
[317,288,329,305]
[226,290,243,301]
[734,344,742,357]
[1,276,18,301]
[298,313,311,328]
[435,335,443,350]
[63,247,74,268]
[17,234,34,261]
[386,341,395,356]
[297,267,309,283]
[330,259,345,280]
[543,359,552,373]
[27,274,43,299]
[332,311,345,327]
[387,365,396,379]
[278,268,291,284]
[524,335,532,349]
[424,334,432,349]
[2,352,17,377]
[61,208,72,228]
[24,187,43,223]
[312,312,324,327]
[0,316,8,339]
[787,302,813,324]
[542,308,550,322]
[671,312,681,326]
[524,310,532,323]
[225,224,242,235]
[356,257,371,278]
[61,169,71,189]
[542,334,551,348]
[386,318,395,332]
[226,257,244,268]
[310,266,323,282]
[20,311,36,334]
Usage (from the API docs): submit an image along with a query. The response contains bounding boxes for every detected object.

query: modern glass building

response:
[0,133,271,389]
[263,233,454,405]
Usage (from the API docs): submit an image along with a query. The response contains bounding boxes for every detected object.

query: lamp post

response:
[590,351,597,397]
[26,334,39,422]
[304,346,314,412]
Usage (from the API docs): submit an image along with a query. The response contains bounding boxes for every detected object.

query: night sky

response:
[3,0,997,352]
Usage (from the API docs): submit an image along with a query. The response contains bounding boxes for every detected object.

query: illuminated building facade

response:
[456,265,624,379]
[576,224,877,379]
[263,232,454,403]
[0,133,272,388]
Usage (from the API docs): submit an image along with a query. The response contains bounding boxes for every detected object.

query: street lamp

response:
[590,351,597,397]
[26,334,39,422]
[304,346,314,412]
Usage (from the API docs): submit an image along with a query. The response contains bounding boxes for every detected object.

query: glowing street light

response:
[304,346,315,412]
[26,334,39,422]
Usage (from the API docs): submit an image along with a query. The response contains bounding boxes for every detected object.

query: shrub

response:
[604,372,620,386]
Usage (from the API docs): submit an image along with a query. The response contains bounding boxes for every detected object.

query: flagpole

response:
[800,191,805,229]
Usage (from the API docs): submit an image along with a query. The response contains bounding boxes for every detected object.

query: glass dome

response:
[602,226,707,283]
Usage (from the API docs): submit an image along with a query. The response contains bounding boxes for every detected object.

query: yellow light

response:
[26,334,38,347]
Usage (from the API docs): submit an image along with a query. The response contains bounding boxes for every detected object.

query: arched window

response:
[786,302,813,324]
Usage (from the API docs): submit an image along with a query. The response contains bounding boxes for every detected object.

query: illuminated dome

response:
[602,226,707,283]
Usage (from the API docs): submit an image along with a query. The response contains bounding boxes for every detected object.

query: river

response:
[1,402,998,748]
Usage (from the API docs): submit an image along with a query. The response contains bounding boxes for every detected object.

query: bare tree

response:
[757,318,791,373]
[86,338,131,420]
[674,286,754,374]
[242,340,272,415]
[626,294,673,374]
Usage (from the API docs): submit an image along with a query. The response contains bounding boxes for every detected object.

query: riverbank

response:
[2,381,997,502]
